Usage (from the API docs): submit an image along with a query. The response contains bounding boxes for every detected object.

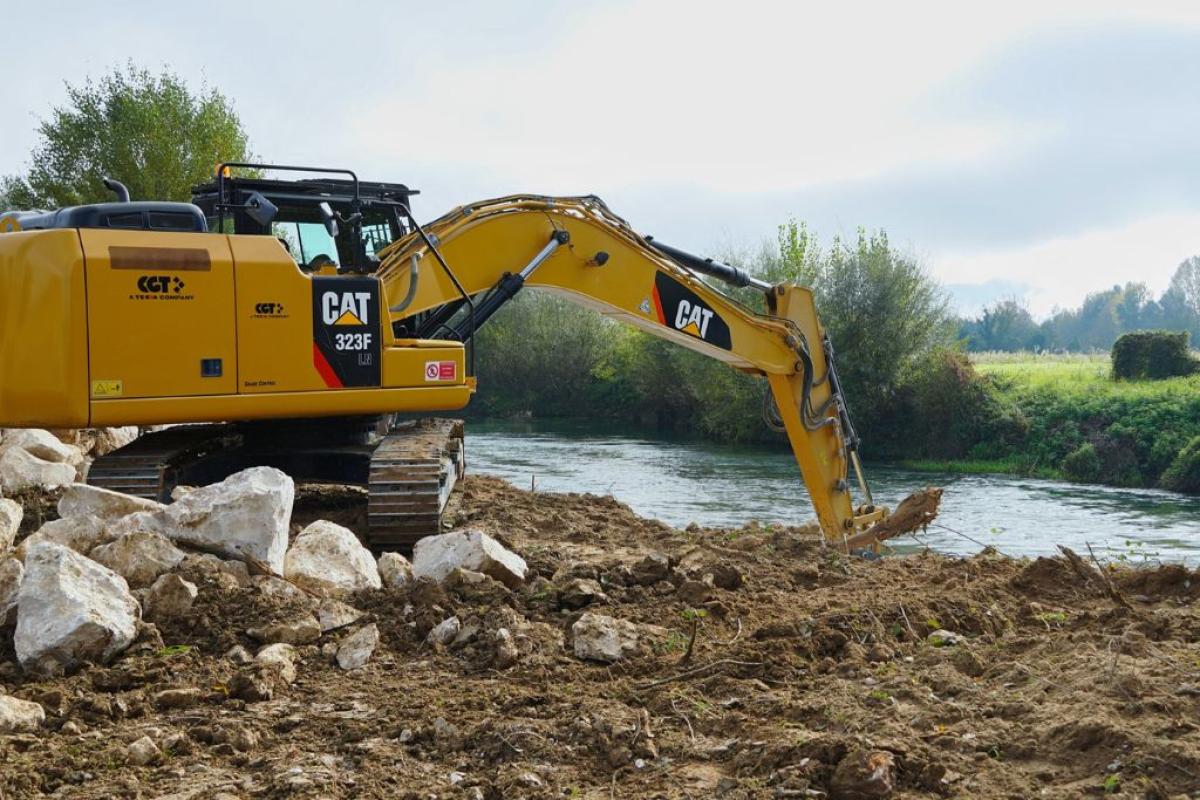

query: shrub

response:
[1111,330,1199,380]
[879,349,1027,459]
[1161,436,1200,494]
[1062,443,1101,482]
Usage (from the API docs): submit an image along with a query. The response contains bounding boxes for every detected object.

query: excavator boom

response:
[375,195,882,538]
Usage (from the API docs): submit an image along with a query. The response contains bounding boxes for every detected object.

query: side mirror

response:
[318,202,339,238]
[244,192,278,226]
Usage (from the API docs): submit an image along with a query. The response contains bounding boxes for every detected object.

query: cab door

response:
[82,230,237,399]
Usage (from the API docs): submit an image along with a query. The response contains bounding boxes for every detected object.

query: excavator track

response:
[366,418,465,550]
[87,418,465,550]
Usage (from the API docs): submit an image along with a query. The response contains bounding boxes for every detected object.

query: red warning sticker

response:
[424,360,457,382]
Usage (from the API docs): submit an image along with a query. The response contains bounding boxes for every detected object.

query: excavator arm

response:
[375,195,886,540]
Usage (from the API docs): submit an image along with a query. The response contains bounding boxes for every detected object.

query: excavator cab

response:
[190,164,418,273]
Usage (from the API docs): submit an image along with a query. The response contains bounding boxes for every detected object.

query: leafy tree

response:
[2,64,254,209]
[962,298,1040,351]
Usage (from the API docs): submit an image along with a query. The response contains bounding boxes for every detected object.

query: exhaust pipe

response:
[102,177,131,203]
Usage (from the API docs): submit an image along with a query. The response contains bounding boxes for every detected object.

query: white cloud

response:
[934,211,1200,316]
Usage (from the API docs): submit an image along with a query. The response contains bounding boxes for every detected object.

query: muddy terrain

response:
[2,475,1200,799]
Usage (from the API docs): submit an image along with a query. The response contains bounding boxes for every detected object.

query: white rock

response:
[255,643,298,683]
[143,573,198,621]
[225,644,254,665]
[57,484,164,521]
[572,612,640,663]
[252,574,314,606]
[0,558,23,626]
[111,467,293,574]
[0,429,84,465]
[412,529,527,589]
[0,695,45,733]
[92,427,139,457]
[426,616,461,646]
[247,615,321,645]
[15,541,140,675]
[126,735,160,766]
[317,598,364,632]
[378,551,413,589]
[284,520,380,596]
[89,531,185,588]
[0,447,77,492]
[337,623,379,670]
[927,629,967,647]
[0,497,22,551]
[15,515,110,561]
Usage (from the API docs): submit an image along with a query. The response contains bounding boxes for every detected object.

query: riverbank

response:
[4,476,1200,799]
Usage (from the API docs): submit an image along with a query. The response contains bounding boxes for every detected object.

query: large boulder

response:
[0,695,45,733]
[412,529,527,589]
[0,497,23,551]
[92,427,140,457]
[15,515,110,561]
[0,447,76,492]
[571,612,640,663]
[283,520,380,596]
[15,541,140,675]
[0,558,23,626]
[110,467,293,574]
[0,428,84,465]
[89,531,185,588]
[58,484,164,522]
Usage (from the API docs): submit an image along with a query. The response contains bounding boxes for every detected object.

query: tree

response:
[1169,256,1200,314]
[963,298,1040,351]
[3,64,254,209]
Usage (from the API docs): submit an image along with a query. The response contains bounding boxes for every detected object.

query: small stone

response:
[218,558,252,587]
[0,558,23,626]
[60,720,82,736]
[317,598,364,632]
[572,612,640,663]
[337,623,379,670]
[630,552,671,585]
[677,576,713,605]
[255,643,298,683]
[229,670,274,702]
[252,575,314,605]
[830,748,896,799]
[0,497,22,551]
[126,735,161,766]
[225,645,254,665]
[493,627,518,668]
[558,578,606,610]
[412,529,527,588]
[0,695,45,733]
[153,688,204,709]
[927,629,966,647]
[378,551,413,588]
[426,616,461,646]
[143,574,198,621]
[247,615,321,645]
[432,717,462,749]
[708,563,743,590]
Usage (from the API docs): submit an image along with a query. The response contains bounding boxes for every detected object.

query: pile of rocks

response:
[0,426,138,493]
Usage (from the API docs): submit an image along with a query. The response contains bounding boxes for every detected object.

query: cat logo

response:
[321,291,372,326]
[651,272,732,350]
[674,300,714,339]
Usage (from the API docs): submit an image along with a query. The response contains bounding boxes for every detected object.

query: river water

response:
[465,420,1200,562]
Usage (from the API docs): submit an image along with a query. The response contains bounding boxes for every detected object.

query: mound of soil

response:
[3,475,1200,799]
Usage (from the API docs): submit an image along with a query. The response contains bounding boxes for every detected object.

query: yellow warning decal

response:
[91,380,124,398]
[333,310,365,326]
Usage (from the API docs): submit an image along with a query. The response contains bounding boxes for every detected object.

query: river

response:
[465,419,1200,562]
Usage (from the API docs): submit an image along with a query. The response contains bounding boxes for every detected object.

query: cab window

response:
[272,221,340,269]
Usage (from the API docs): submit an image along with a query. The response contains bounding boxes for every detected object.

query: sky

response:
[4,1,1200,317]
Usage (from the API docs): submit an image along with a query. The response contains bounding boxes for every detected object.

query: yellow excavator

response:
[0,163,912,549]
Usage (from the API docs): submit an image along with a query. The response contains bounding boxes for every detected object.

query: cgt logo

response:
[137,275,185,294]
[321,291,372,326]
[255,302,285,315]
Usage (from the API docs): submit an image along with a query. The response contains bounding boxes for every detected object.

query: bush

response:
[1161,436,1200,494]
[1111,330,1199,380]
[1062,443,1101,482]
[876,349,1027,459]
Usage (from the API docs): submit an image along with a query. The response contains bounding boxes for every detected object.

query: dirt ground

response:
[3,475,1200,799]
